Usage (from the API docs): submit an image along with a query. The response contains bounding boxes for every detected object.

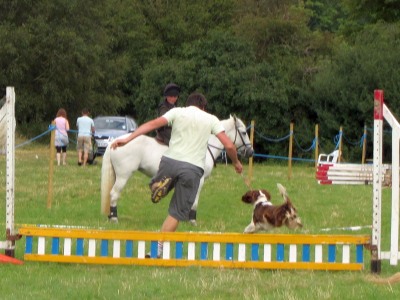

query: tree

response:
[311,22,400,159]
[305,0,347,32]
[0,0,152,137]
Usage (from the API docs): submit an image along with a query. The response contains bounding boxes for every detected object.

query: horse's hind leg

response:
[189,176,205,226]
[108,177,129,223]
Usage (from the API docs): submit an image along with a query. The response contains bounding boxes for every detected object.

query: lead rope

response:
[241,171,252,190]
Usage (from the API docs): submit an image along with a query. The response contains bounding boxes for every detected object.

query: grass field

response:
[1,145,400,299]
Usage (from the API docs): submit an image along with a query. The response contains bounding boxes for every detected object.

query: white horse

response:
[101,115,254,224]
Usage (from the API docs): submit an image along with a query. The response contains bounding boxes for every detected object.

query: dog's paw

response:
[244,224,255,233]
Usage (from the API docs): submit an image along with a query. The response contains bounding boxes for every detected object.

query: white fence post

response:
[0,87,17,257]
[372,89,400,272]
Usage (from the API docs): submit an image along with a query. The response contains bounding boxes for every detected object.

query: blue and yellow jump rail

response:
[19,226,370,271]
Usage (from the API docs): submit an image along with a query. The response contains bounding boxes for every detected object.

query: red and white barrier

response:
[316,163,391,186]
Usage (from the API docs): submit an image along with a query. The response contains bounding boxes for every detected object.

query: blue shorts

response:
[153,156,204,221]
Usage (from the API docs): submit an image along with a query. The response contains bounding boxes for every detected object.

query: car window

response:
[95,118,126,130]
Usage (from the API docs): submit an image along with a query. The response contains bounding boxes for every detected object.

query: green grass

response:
[1,146,400,299]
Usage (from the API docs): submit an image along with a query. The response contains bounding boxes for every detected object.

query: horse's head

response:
[226,115,254,158]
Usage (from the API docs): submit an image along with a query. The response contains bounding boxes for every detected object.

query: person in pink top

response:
[54,108,70,166]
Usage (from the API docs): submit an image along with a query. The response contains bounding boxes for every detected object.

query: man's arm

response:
[215,131,243,174]
[111,117,168,149]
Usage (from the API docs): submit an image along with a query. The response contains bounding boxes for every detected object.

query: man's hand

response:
[111,138,127,150]
[234,161,243,174]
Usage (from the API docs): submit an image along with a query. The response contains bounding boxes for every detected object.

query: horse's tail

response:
[101,146,115,215]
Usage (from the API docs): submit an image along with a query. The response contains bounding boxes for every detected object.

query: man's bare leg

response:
[83,151,88,166]
[155,215,179,257]
[78,150,83,165]
[161,215,179,233]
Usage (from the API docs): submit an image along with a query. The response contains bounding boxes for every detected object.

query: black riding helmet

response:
[163,83,181,97]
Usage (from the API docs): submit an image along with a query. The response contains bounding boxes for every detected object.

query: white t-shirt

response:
[163,106,224,170]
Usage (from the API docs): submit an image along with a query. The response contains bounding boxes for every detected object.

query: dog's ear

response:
[241,190,258,204]
[260,189,271,201]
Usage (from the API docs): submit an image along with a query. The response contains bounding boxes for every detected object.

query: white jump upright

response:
[372,89,400,272]
[0,87,18,257]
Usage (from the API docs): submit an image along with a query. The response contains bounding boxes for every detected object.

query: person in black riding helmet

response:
[155,83,181,145]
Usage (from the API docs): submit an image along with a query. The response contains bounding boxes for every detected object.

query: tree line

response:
[1,0,400,161]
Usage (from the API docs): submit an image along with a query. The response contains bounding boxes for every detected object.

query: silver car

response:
[93,116,137,155]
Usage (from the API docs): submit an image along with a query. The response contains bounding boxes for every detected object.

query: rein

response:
[207,145,217,167]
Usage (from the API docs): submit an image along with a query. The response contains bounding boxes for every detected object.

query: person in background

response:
[54,108,70,166]
[111,92,242,258]
[155,83,181,145]
[76,108,95,166]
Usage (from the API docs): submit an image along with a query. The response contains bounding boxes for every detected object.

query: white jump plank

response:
[213,243,221,261]
[188,242,195,260]
[138,241,145,258]
[88,239,96,257]
[64,238,71,256]
[238,243,246,262]
[113,240,121,258]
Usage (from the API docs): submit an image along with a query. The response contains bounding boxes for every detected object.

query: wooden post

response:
[315,124,319,169]
[47,121,55,208]
[338,126,343,163]
[248,120,255,184]
[362,124,367,164]
[288,122,293,179]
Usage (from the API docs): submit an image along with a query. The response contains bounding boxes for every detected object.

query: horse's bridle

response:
[232,116,252,153]
[207,116,252,166]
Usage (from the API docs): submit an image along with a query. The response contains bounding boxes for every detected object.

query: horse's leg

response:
[189,176,205,226]
[108,176,130,223]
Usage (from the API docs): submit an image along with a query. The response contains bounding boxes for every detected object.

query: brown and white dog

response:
[241,183,302,233]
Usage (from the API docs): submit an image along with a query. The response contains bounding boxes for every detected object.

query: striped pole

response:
[372,89,383,273]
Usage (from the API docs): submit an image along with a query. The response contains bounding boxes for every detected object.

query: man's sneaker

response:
[151,177,172,203]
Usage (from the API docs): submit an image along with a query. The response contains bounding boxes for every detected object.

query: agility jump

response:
[19,226,369,271]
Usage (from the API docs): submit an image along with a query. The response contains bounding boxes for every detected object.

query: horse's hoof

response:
[108,217,118,223]
[189,219,197,226]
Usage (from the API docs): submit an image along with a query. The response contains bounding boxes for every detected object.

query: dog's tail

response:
[277,183,289,201]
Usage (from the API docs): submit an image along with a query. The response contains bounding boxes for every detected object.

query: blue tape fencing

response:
[15,125,79,149]
[13,123,370,164]
[249,124,370,163]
